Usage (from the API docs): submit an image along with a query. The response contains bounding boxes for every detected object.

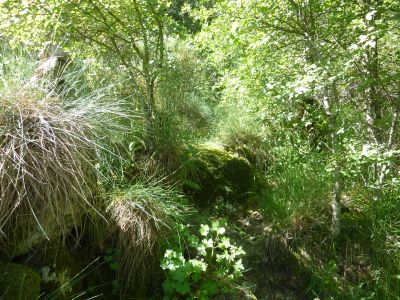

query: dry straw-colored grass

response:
[0,84,117,251]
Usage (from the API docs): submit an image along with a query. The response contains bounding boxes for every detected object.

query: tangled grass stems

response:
[0,94,93,240]
[40,257,104,300]
[0,74,131,252]
[107,180,188,291]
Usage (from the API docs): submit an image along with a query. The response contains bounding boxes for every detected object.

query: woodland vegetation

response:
[0,0,399,299]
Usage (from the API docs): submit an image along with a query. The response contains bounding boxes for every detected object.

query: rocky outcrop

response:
[35,42,69,81]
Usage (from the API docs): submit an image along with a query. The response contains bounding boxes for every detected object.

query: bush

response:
[161,219,245,299]
[0,88,98,251]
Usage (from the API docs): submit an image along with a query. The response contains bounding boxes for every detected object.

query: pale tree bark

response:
[322,83,342,236]
[298,0,343,236]
[260,0,344,235]
[361,0,398,198]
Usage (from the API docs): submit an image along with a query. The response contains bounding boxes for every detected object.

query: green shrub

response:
[0,42,130,255]
[161,219,245,299]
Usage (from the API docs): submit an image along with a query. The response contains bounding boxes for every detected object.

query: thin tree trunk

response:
[299,1,343,236]
[142,29,156,153]
[144,80,155,153]
[322,82,342,237]
[363,0,389,199]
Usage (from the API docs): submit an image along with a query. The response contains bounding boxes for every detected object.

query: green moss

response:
[38,242,92,297]
[5,201,84,257]
[0,262,41,300]
[181,144,253,207]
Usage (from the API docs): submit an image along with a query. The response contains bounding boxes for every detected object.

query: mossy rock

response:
[38,244,85,296]
[181,144,253,207]
[35,241,106,298]
[0,262,41,300]
[2,201,85,258]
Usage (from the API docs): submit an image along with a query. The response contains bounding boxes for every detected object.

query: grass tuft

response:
[0,91,98,245]
[107,179,188,292]
[0,43,131,253]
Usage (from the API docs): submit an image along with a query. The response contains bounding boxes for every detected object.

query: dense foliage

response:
[0,0,399,299]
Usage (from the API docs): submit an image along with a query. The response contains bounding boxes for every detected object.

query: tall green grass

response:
[264,140,400,299]
[106,178,189,296]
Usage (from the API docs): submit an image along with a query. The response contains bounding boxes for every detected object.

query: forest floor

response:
[217,204,306,300]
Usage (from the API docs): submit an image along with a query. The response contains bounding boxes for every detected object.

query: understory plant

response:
[161,219,245,299]
[107,180,188,292]
[0,43,129,251]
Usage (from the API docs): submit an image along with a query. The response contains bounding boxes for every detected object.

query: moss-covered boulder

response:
[37,244,82,296]
[0,262,41,300]
[3,201,85,258]
[181,144,253,207]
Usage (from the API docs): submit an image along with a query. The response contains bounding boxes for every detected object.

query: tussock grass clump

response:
[0,92,98,245]
[0,43,130,253]
[107,181,187,289]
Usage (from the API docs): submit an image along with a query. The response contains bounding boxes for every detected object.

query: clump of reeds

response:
[0,44,129,250]
[107,180,187,290]
[0,91,98,242]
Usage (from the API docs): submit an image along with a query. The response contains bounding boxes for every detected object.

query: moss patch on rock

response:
[0,262,41,300]
[181,144,253,207]
[5,203,84,258]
